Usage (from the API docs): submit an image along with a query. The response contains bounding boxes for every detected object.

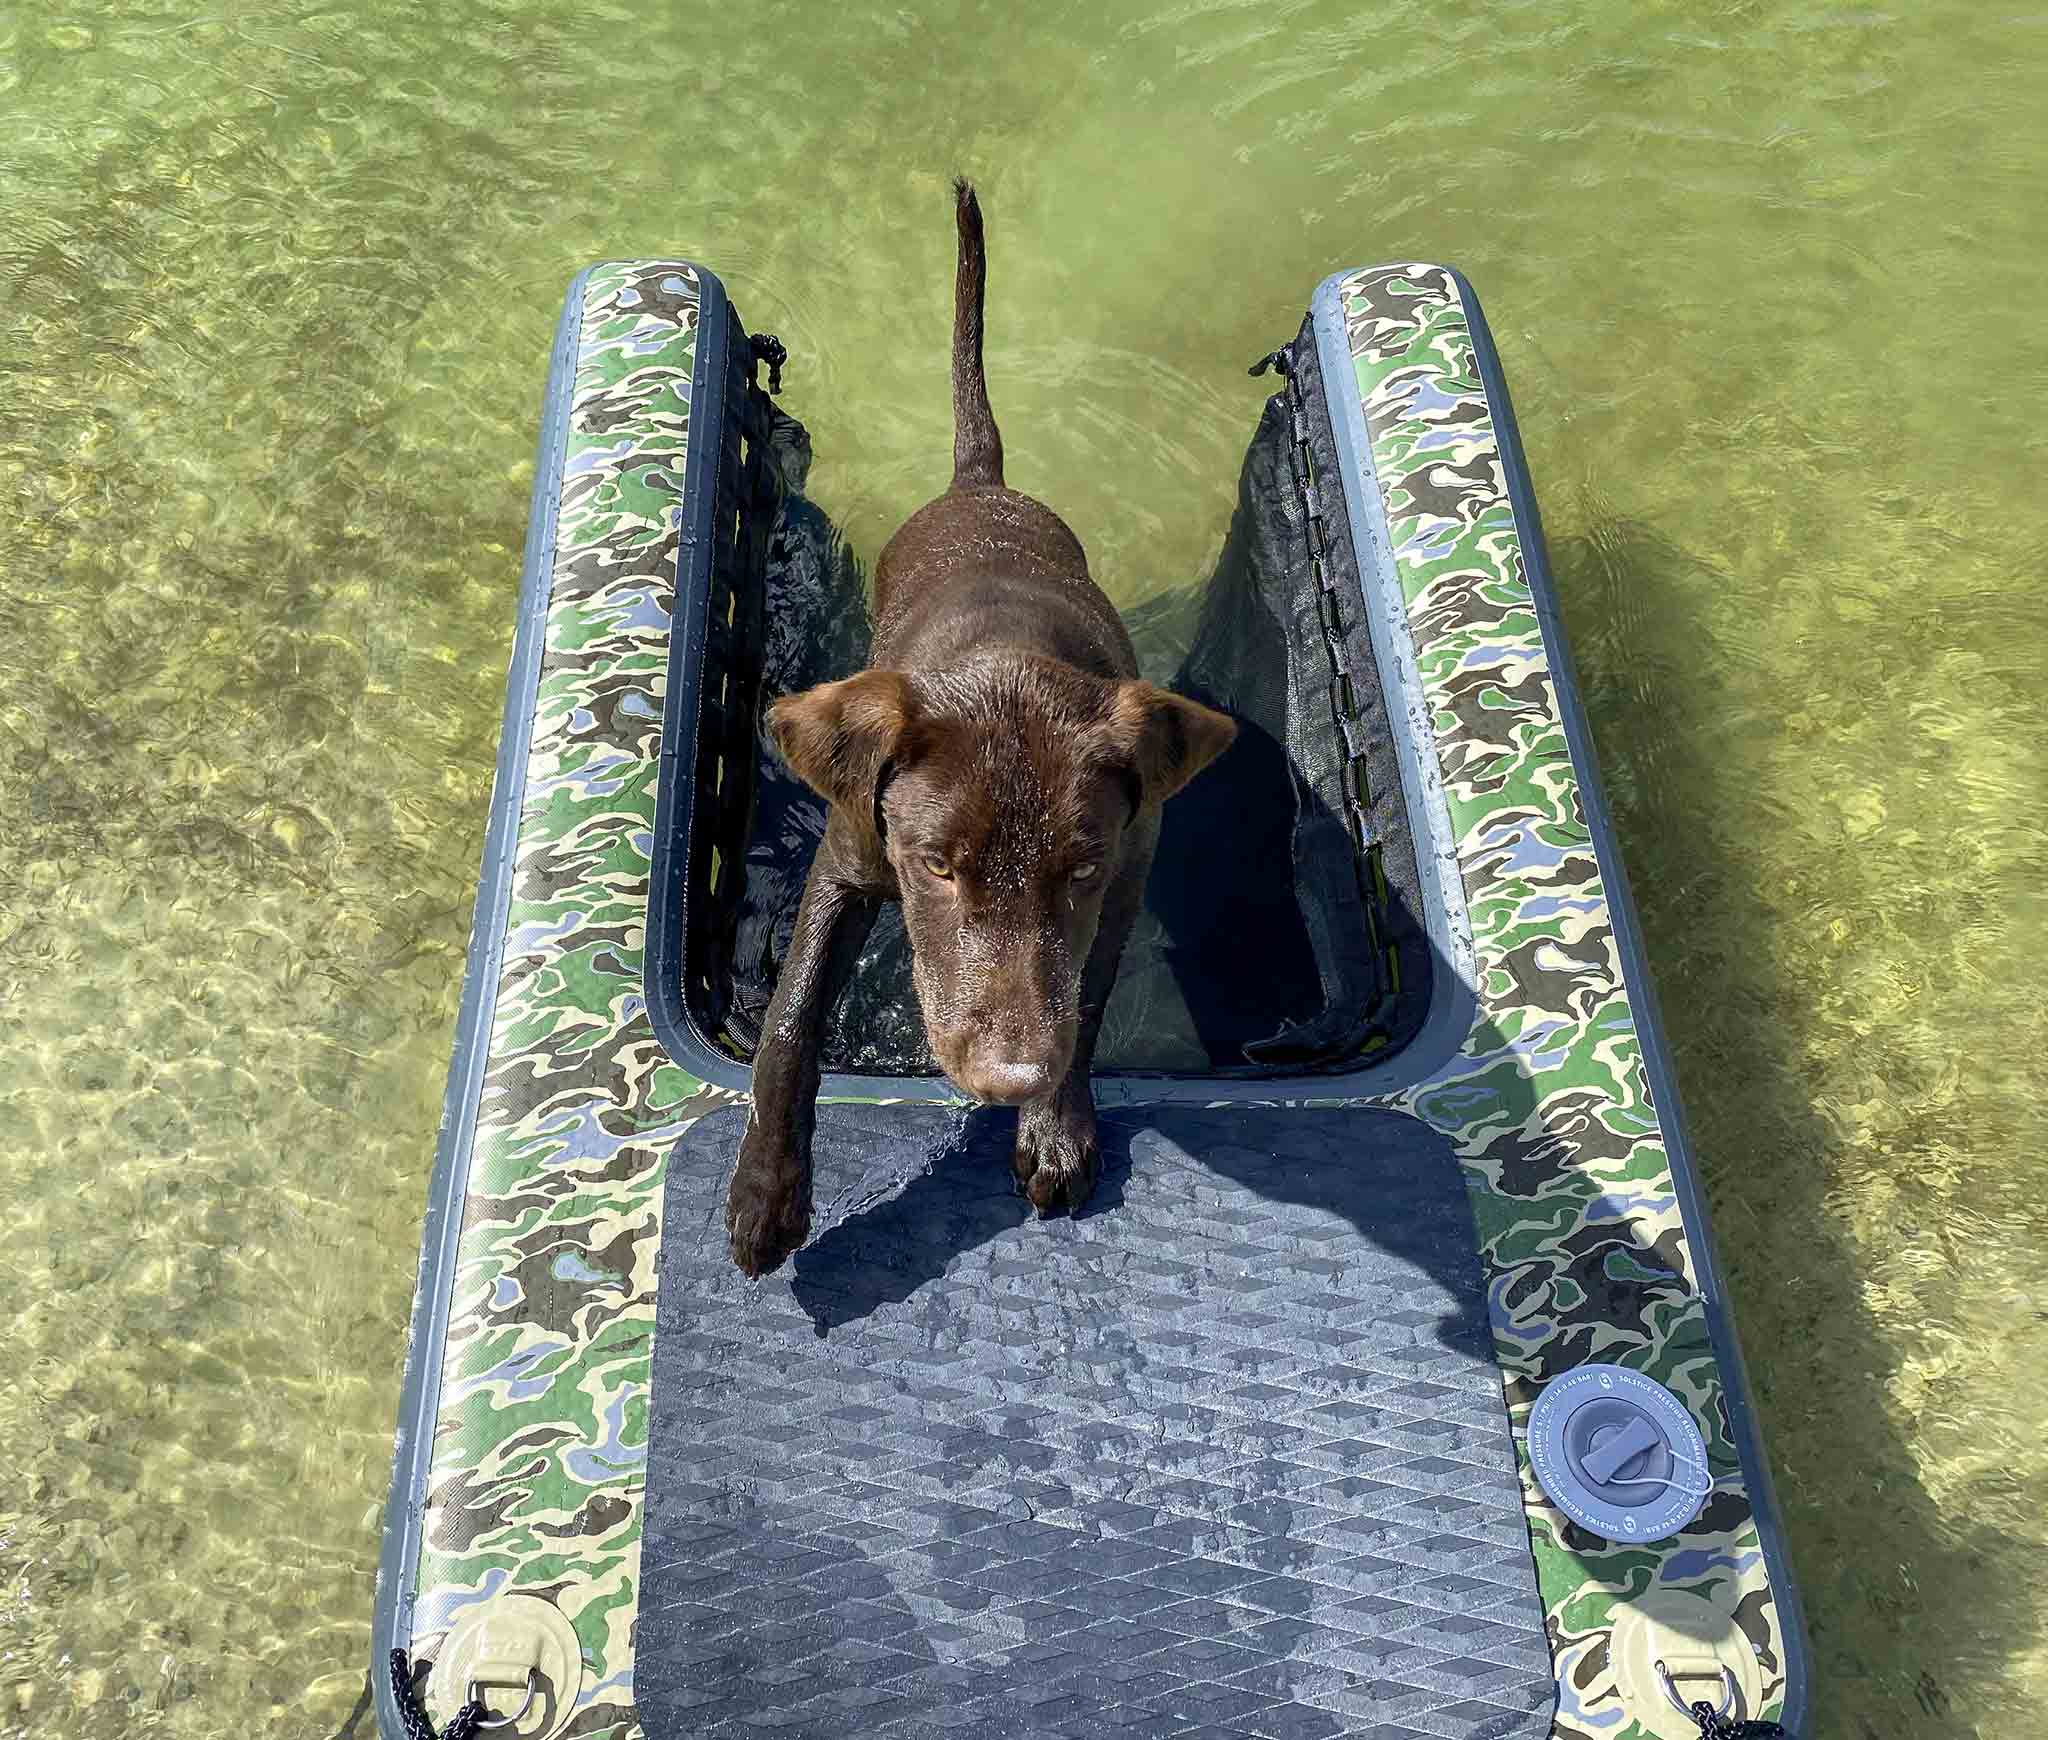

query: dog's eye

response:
[1071,862,1100,884]
[922,855,954,880]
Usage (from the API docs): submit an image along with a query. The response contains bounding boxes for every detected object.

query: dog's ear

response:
[1105,681,1238,803]
[766,671,917,812]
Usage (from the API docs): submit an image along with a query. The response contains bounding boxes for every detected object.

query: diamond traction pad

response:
[639,1104,1552,1740]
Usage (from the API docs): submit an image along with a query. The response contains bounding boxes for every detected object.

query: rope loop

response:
[748,332,788,394]
[389,1648,489,1740]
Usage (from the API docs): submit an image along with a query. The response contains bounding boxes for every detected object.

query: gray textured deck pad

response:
[641,1104,1552,1740]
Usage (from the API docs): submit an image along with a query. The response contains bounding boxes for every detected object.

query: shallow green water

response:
[2,2,2043,1735]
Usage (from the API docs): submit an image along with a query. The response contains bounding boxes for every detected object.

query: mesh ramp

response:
[639,1104,1552,1739]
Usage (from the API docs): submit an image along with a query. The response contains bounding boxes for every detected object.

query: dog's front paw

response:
[1013,1095,1100,1215]
[726,1128,812,1278]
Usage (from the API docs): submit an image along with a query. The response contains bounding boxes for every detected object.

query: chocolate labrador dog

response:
[724,178,1236,1278]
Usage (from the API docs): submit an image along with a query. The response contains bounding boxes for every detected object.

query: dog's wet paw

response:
[1013,1100,1100,1215]
[726,1143,812,1278]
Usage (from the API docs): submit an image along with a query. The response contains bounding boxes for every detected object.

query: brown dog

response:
[724,178,1236,1278]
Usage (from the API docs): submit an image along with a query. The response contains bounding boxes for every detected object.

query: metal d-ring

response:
[1654,1658,1737,1722]
[470,1665,541,1730]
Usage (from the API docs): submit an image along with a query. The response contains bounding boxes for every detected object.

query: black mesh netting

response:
[712,319,1428,1077]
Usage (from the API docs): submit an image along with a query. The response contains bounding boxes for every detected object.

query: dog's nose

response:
[962,1058,1052,1105]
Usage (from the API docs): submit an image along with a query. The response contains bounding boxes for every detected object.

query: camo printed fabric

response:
[405,261,730,1737]
[1331,264,1790,1733]
[395,258,1787,1740]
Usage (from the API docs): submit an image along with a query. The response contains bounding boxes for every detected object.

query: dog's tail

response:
[950,176,1004,489]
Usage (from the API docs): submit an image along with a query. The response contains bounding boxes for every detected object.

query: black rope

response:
[748,332,787,394]
[1686,1702,1788,1739]
[388,1649,487,1740]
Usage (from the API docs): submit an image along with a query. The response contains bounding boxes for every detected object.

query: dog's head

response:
[767,654,1235,1102]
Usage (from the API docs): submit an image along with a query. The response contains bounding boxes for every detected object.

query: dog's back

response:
[870,180,1136,684]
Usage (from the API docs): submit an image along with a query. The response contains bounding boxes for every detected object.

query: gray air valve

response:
[1528,1361,1712,1542]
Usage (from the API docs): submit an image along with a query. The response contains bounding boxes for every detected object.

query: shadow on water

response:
[1554,496,2004,1731]
[1128,709,1327,1066]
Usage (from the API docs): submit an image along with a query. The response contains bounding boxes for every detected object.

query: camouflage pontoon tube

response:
[374,260,1808,1740]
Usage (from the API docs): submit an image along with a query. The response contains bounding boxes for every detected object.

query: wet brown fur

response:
[725,178,1235,1278]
